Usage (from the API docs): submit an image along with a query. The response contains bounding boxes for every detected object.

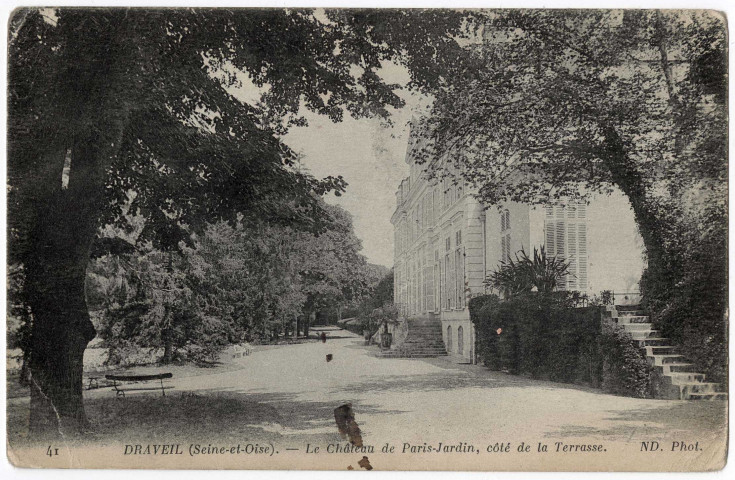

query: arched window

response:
[457,326,464,355]
[446,325,453,353]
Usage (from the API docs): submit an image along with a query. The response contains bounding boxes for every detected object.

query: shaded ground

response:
[7,329,728,470]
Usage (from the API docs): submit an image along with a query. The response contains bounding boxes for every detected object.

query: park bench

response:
[231,344,252,359]
[105,373,174,397]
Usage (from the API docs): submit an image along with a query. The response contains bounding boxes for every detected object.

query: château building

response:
[391,134,645,362]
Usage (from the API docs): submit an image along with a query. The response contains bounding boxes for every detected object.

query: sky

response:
[283,61,429,269]
[285,106,416,268]
[228,58,422,268]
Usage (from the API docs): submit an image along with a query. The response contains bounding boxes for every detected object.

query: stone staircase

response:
[616,305,727,401]
[380,316,447,358]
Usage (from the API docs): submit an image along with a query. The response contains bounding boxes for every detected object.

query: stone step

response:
[613,306,728,401]
[383,350,448,358]
[622,323,653,331]
[648,354,686,366]
[635,338,670,347]
[401,344,446,349]
[619,316,650,324]
[646,346,677,356]
[669,372,707,384]
[661,363,699,374]
[679,382,721,396]
[390,353,448,357]
[402,339,444,344]
[384,316,449,358]
[686,392,728,401]
[399,342,446,348]
[629,330,662,339]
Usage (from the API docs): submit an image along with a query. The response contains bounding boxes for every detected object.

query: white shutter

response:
[578,223,588,290]
[546,219,556,256]
[555,220,566,258]
[555,218,566,289]
[567,223,577,290]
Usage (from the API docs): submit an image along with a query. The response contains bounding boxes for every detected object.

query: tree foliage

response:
[487,247,570,297]
[415,9,727,382]
[7,7,473,434]
[88,202,378,363]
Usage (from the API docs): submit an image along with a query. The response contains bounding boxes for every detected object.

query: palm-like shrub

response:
[487,246,570,297]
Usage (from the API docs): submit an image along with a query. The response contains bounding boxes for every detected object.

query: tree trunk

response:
[303,312,311,339]
[26,265,96,436]
[23,135,110,437]
[162,333,174,365]
[601,124,680,290]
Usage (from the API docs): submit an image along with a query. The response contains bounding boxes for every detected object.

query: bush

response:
[639,203,727,387]
[470,292,652,397]
[600,322,652,398]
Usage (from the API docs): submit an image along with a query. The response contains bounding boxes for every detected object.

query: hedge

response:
[469,293,652,398]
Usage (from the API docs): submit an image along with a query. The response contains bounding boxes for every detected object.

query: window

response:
[427,192,434,226]
[415,258,420,313]
[500,209,511,263]
[545,204,588,291]
[434,251,441,312]
[457,326,464,355]
[444,252,452,309]
[455,230,465,308]
[446,325,453,353]
[423,252,432,313]
[455,248,464,308]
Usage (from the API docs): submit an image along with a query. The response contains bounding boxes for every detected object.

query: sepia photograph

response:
[3,4,729,472]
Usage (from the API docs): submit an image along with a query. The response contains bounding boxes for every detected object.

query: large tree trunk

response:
[162,330,174,365]
[26,259,96,436]
[601,124,680,291]
[23,135,110,437]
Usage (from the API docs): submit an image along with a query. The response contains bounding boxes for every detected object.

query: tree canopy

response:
[413,9,727,383]
[7,7,475,434]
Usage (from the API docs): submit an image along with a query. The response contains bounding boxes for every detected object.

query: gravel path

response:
[7,329,727,470]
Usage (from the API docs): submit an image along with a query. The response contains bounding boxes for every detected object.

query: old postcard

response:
[5,6,729,472]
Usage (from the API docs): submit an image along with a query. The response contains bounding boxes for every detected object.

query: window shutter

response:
[555,220,566,258]
[546,220,556,256]
[578,223,588,289]
[555,218,566,289]
[567,223,577,290]
[505,233,511,262]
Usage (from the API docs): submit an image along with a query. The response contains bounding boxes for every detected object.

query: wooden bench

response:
[105,373,174,397]
[86,376,100,390]
[231,344,252,359]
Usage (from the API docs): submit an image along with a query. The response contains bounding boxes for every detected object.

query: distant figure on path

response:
[320,332,327,343]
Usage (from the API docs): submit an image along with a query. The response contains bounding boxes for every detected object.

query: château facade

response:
[391,135,645,362]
